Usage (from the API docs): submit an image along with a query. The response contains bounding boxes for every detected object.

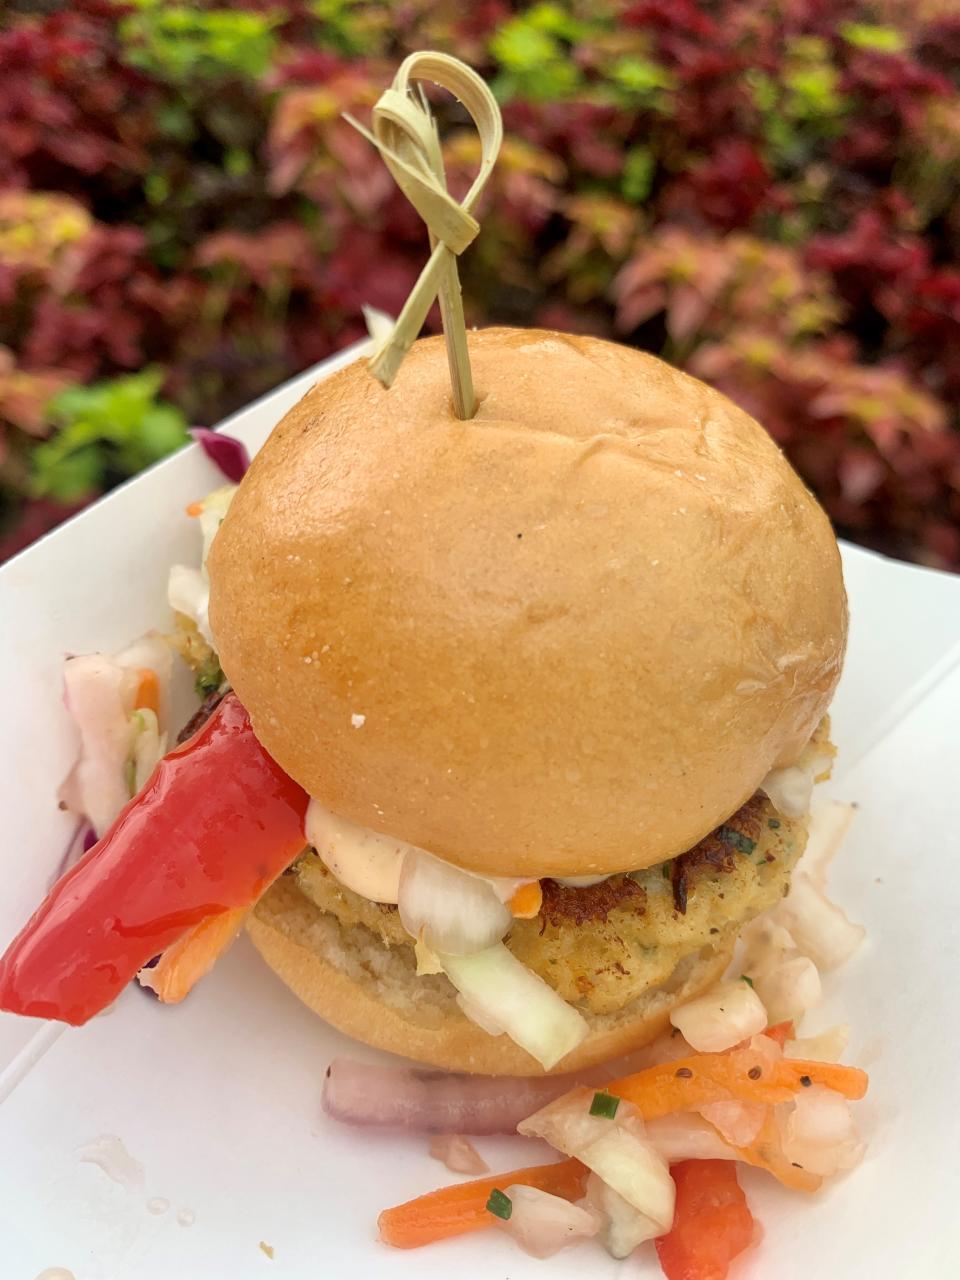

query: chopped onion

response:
[440,944,587,1070]
[59,655,137,837]
[669,980,768,1053]
[585,1172,662,1258]
[168,563,212,644]
[740,916,798,977]
[760,763,814,819]
[494,1185,599,1259]
[428,1134,489,1175]
[773,872,865,971]
[698,1100,766,1148]
[189,427,250,484]
[196,484,236,560]
[456,992,506,1037]
[519,1089,674,1233]
[400,849,511,955]
[131,708,165,793]
[799,801,856,889]
[115,631,174,732]
[753,954,822,1025]
[168,484,237,643]
[785,1024,850,1063]
[775,1086,864,1177]
[644,1113,739,1163]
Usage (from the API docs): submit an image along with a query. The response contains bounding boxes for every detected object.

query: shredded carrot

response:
[140,906,249,1003]
[606,1047,868,1116]
[776,1058,868,1100]
[509,881,543,918]
[185,500,204,517]
[133,667,160,715]
[378,1157,587,1249]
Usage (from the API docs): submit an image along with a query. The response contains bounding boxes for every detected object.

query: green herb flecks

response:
[195,651,224,698]
[716,825,757,856]
[589,1091,620,1119]
[486,1188,512,1220]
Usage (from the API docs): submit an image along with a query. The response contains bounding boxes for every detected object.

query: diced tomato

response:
[655,1160,755,1280]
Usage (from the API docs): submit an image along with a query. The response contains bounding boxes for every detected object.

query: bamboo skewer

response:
[344,52,503,420]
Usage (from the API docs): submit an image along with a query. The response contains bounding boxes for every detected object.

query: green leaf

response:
[144,171,170,205]
[839,22,906,53]
[525,1,588,41]
[622,145,655,204]
[609,56,675,97]
[30,441,104,502]
[34,371,189,497]
[489,7,584,101]
[492,21,562,72]
[119,7,278,84]
[224,147,252,178]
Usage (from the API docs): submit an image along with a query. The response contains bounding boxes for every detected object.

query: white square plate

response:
[1,341,959,1279]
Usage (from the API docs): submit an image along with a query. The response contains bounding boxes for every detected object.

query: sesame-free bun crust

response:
[247,877,734,1076]
[209,328,846,877]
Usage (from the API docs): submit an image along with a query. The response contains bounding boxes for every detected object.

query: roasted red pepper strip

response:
[0,694,308,1025]
[655,1160,755,1280]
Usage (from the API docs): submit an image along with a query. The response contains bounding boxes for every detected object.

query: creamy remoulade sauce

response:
[304,740,827,908]
[306,800,622,906]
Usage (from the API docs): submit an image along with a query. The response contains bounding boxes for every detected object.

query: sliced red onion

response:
[322,1035,699,1136]
[322,1058,575,1134]
[189,427,250,483]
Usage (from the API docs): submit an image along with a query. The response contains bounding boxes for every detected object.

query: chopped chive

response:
[486,1188,512,1220]
[741,974,755,988]
[768,818,781,829]
[589,1090,620,1119]
[716,825,757,855]
[661,863,671,879]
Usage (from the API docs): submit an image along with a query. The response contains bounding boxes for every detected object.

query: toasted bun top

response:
[208,328,846,877]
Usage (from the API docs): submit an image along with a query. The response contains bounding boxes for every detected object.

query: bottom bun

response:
[247,878,734,1076]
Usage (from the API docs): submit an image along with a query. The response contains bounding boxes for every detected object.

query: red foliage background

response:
[1,0,958,568]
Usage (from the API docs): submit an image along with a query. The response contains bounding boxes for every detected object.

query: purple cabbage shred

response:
[189,427,250,483]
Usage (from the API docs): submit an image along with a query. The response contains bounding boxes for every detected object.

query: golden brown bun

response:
[209,328,846,877]
[247,877,734,1076]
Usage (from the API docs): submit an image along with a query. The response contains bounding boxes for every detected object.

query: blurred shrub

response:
[0,0,958,569]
